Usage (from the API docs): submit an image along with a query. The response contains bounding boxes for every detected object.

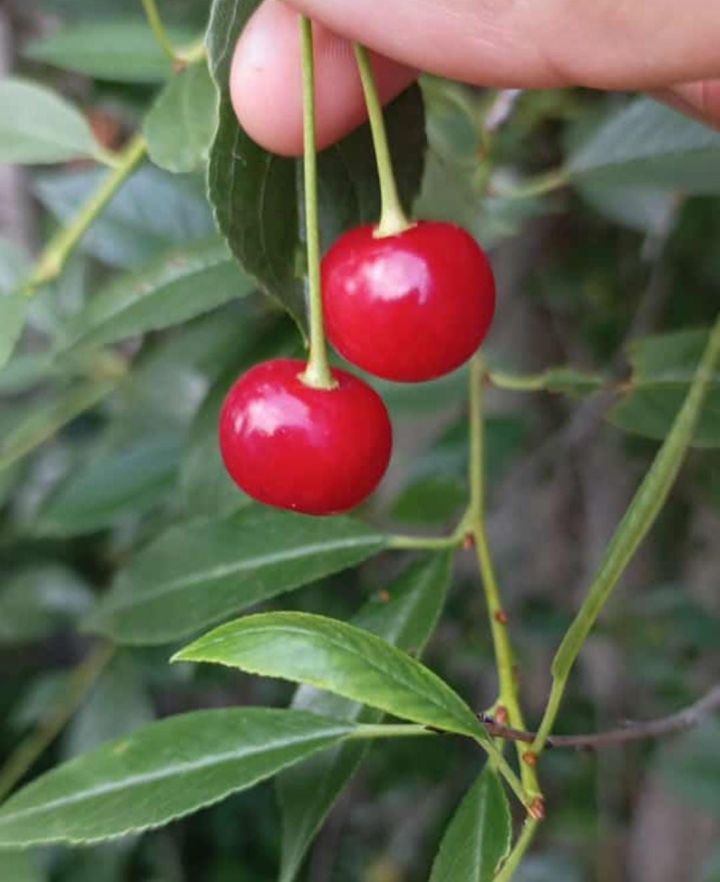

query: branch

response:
[23,134,146,296]
[480,684,720,751]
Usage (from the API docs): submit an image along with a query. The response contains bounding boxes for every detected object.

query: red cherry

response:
[322,221,496,382]
[219,359,392,516]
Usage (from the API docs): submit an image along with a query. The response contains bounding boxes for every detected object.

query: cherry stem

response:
[353,44,412,238]
[299,17,336,390]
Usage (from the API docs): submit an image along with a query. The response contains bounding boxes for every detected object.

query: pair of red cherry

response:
[219,220,496,515]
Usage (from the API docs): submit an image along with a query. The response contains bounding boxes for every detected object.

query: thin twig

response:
[479,684,720,751]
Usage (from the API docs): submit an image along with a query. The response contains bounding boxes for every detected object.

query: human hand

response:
[230,0,720,156]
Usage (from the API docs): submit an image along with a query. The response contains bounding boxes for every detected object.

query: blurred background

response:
[1,1,719,881]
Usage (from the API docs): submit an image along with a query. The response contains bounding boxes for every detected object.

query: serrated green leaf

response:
[0,379,119,472]
[176,611,485,740]
[36,434,182,536]
[277,554,452,882]
[88,507,386,645]
[66,238,252,350]
[568,98,720,192]
[0,708,354,847]
[25,21,193,83]
[34,167,215,269]
[429,767,511,882]
[610,329,720,446]
[0,77,104,165]
[144,63,218,173]
[0,565,94,644]
[206,0,426,328]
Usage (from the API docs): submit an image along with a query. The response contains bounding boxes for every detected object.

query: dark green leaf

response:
[0,709,354,846]
[0,565,94,644]
[25,21,193,83]
[34,167,215,269]
[66,238,253,350]
[277,554,452,882]
[36,434,182,536]
[144,63,218,173]
[64,657,155,758]
[0,292,27,372]
[390,475,467,526]
[206,0,426,327]
[0,77,104,165]
[611,329,720,446]
[0,379,119,471]
[176,611,485,740]
[179,370,250,520]
[429,767,511,882]
[0,851,44,882]
[88,507,386,645]
[568,98,720,193]
[578,182,678,234]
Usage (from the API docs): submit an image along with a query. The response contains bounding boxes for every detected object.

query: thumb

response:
[285,0,720,91]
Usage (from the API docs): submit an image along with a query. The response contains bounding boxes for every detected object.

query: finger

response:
[658,81,720,129]
[284,0,720,91]
[231,0,416,156]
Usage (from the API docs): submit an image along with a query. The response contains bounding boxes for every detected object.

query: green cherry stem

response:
[299,17,336,390]
[353,44,412,238]
[141,0,179,61]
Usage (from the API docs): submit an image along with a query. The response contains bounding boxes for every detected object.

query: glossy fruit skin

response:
[219,359,392,516]
[322,221,496,382]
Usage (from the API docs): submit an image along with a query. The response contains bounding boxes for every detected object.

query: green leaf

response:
[578,182,678,234]
[36,434,182,536]
[34,167,215,269]
[179,368,250,520]
[390,475,467,526]
[0,77,104,165]
[429,767,511,882]
[0,379,119,472]
[206,0,426,327]
[176,611,485,740]
[88,506,386,645]
[0,708,354,847]
[144,63,219,173]
[0,851,44,882]
[550,318,720,693]
[25,21,193,83]
[0,565,94,644]
[567,98,720,193]
[277,554,452,882]
[66,238,253,350]
[611,329,720,446]
[64,657,155,759]
[0,292,27,372]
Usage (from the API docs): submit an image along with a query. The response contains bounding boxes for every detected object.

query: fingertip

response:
[230,0,416,156]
